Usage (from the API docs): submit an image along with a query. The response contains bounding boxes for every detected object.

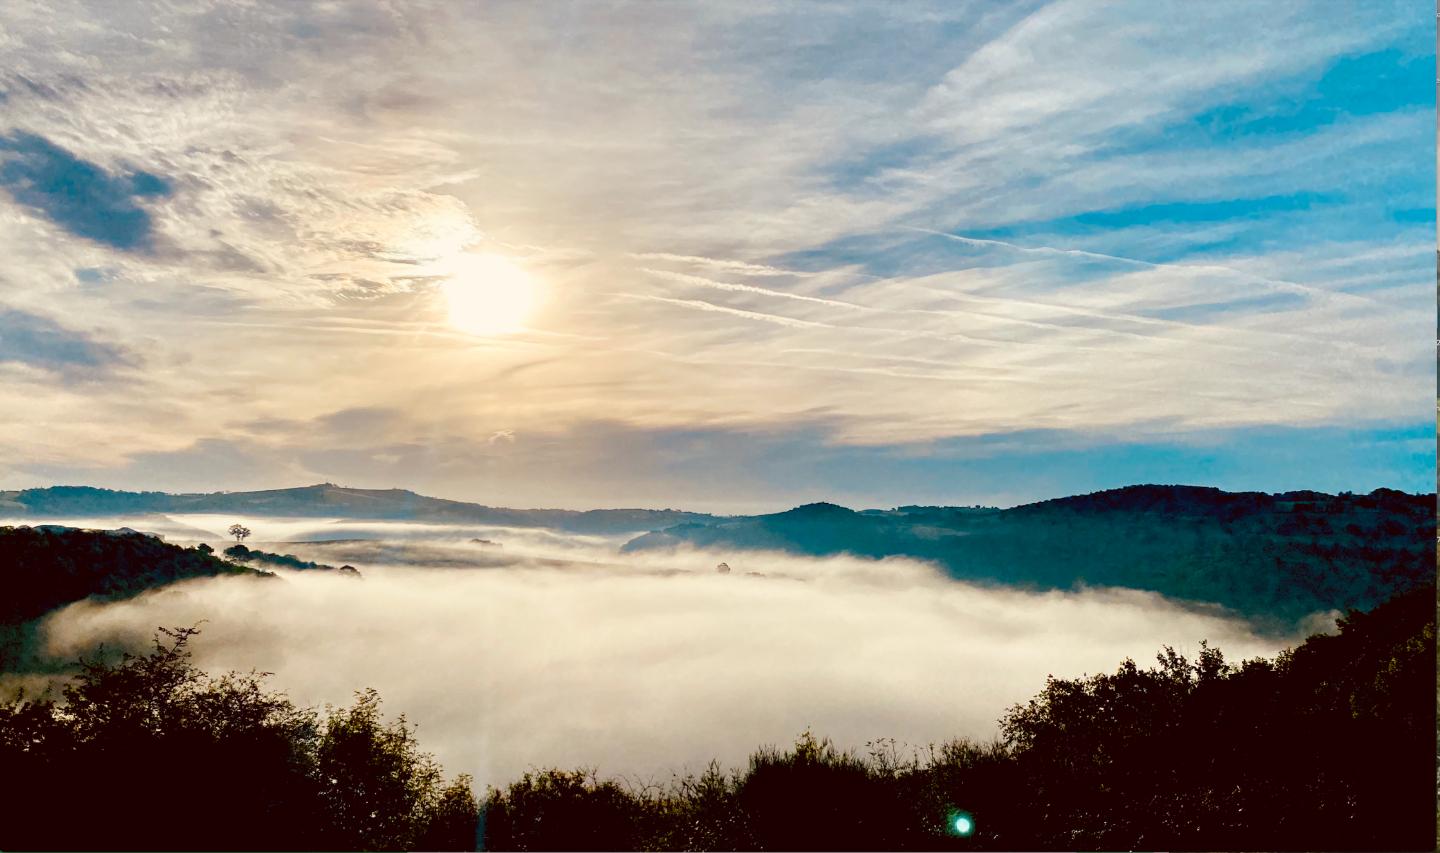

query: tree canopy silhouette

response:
[481,583,1436,851]
[0,627,478,851]
[0,563,1430,850]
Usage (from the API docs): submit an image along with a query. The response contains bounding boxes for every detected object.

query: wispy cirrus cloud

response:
[0,0,1429,502]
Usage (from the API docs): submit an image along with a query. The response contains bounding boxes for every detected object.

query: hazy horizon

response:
[5,476,1436,519]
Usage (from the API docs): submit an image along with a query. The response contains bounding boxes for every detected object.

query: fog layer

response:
[38,517,1308,790]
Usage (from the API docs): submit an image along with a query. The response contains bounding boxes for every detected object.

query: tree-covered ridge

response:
[223,542,361,575]
[0,525,262,626]
[624,485,1436,625]
[0,525,267,670]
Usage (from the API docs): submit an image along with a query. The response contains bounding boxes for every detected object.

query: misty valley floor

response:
[0,510,1433,851]
[1,512,1345,791]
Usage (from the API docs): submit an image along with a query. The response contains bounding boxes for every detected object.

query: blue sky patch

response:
[0,308,131,375]
[0,131,171,251]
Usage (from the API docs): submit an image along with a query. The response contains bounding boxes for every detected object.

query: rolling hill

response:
[4,482,1432,629]
[0,525,270,670]
[0,483,719,534]
[622,485,1436,625]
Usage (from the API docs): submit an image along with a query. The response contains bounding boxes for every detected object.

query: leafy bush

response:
[0,628,478,851]
[1,583,1430,850]
[482,583,1436,851]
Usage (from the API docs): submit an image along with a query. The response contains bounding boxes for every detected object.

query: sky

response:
[0,0,1433,512]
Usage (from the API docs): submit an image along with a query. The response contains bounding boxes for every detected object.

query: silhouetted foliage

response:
[997,581,1437,850]
[224,543,360,574]
[483,769,652,851]
[481,583,1436,851]
[0,526,258,628]
[0,628,478,851]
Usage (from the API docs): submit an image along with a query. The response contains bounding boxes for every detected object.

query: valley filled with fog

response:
[20,514,1315,791]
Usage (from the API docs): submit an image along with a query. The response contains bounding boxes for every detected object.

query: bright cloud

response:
[0,0,1431,504]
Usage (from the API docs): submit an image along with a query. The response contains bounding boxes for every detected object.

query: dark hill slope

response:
[623,485,1436,624]
[0,525,266,669]
[627,503,913,558]
[1,484,718,534]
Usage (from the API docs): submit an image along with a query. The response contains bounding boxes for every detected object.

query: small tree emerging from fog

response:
[228,523,251,544]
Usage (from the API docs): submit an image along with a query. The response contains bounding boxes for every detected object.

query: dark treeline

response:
[484,581,1437,851]
[0,628,479,851]
[224,542,361,574]
[1,583,1432,851]
[0,525,268,670]
[0,526,259,627]
[625,486,1436,628]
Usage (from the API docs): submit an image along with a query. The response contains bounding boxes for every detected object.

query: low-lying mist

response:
[32,515,1315,791]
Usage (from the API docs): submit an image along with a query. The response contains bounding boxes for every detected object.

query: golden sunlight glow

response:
[440,253,540,336]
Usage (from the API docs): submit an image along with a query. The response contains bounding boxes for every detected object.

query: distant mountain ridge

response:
[4,482,1433,627]
[623,484,1436,626]
[0,483,720,534]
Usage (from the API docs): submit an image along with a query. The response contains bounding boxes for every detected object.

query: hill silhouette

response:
[223,543,360,575]
[0,483,719,534]
[623,484,1436,625]
[0,525,267,669]
[5,482,1432,626]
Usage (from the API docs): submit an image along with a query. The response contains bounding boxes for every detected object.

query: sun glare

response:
[440,253,540,336]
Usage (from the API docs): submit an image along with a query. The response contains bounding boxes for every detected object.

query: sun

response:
[439,253,540,336]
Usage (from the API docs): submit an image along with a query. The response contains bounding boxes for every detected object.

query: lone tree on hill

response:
[228,523,252,544]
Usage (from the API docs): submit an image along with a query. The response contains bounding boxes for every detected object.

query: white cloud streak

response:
[0,0,1428,499]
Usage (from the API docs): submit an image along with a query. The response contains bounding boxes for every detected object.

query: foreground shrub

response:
[2,582,1431,850]
[0,628,478,851]
[482,583,1436,851]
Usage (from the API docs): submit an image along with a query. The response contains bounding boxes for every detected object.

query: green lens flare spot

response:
[946,809,975,837]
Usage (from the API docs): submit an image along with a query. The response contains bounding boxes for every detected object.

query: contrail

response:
[902,226,1379,307]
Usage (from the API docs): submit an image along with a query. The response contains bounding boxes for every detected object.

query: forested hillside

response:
[0,525,264,669]
[624,485,1435,624]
